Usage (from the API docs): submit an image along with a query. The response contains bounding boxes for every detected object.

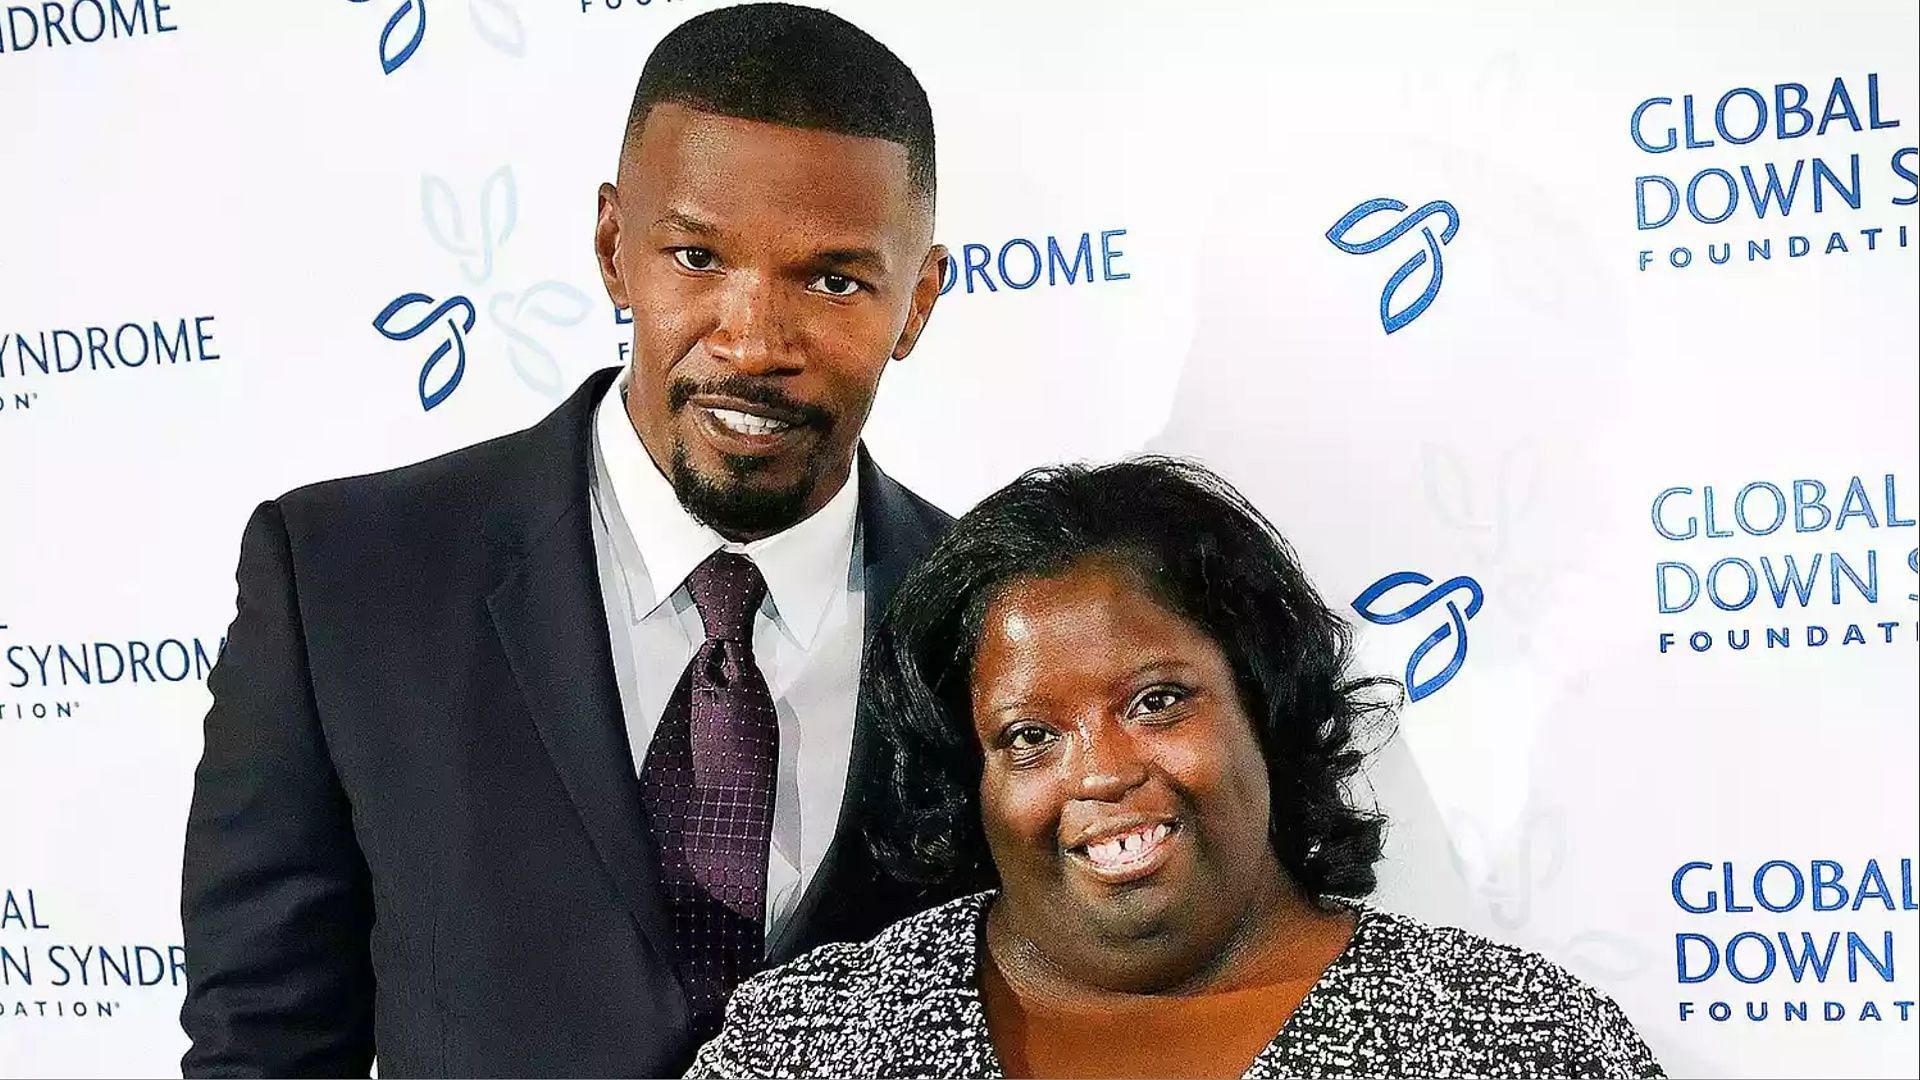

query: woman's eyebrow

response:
[1121,657,1197,682]
[981,693,1038,717]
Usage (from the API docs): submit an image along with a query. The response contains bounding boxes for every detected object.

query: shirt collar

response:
[594,376,859,649]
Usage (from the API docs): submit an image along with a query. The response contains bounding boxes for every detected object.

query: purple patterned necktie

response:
[638,551,779,1027]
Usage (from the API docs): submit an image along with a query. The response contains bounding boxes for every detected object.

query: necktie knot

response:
[686,551,767,644]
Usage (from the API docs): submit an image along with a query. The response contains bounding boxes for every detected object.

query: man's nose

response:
[1073,718,1149,803]
[706,274,800,377]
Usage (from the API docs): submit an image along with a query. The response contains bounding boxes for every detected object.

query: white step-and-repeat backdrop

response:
[2,1,1916,1076]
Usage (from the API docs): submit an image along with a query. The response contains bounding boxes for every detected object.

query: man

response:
[179,5,953,1075]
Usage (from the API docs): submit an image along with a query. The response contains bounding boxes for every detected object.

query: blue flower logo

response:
[1326,198,1461,334]
[373,293,477,411]
[375,166,592,411]
[346,0,526,75]
[1352,571,1484,701]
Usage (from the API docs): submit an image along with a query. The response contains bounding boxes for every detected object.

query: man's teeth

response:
[708,407,794,436]
[1085,823,1172,866]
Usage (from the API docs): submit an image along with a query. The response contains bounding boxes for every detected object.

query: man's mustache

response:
[668,375,835,432]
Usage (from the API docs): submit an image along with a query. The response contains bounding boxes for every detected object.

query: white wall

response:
[1,1,1915,1075]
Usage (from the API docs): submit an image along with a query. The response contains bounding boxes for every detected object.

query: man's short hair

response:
[624,2,936,202]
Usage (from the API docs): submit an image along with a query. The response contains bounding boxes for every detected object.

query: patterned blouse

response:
[688,892,1664,1079]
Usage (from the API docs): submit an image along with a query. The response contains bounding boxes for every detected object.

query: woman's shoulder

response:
[1314,905,1663,1077]
[685,892,993,1078]
[1348,905,1587,995]
[754,890,988,994]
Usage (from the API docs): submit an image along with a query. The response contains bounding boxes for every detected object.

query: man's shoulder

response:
[879,470,952,532]
[857,452,954,569]
[267,372,610,563]
[274,421,541,535]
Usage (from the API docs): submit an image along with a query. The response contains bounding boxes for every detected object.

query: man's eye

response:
[809,273,862,297]
[672,248,718,272]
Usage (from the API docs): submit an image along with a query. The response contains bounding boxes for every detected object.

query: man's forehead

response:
[624,102,917,201]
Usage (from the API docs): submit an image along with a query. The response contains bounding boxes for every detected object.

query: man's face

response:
[594,102,946,540]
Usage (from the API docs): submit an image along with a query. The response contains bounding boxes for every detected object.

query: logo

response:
[1628,74,1918,273]
[374,166,591,410]
[579,0,715,11]
[0,316,220,419]
[0,0,178,53]
[0,619,226,722]
[1649,474,1918,657]
[345,0,525,75]
[1325,198,1460,334]
[374,294,476,411]
[936,229,1132,295]
[1670,858,1916,1025]
[2,887,183,1021]
[1351,571,1484,701]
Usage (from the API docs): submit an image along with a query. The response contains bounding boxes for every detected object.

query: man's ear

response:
[595,182,630,308]
[892,244,949,361]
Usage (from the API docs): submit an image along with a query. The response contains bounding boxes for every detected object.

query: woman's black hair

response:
[863,456,1398,902]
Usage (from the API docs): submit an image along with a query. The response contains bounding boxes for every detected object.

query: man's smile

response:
[684,392,821,457]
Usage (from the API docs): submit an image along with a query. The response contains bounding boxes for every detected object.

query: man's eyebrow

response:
[651,210,717,236]
[815,247,889,273]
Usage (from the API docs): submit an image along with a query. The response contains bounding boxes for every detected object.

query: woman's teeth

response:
[708,407,794,436]
[1084,823,1172,868]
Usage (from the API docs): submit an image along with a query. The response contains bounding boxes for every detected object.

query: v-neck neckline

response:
[954,893,1377,1080]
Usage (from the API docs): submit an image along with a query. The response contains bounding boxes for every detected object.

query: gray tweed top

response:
[687,892,1664,1079]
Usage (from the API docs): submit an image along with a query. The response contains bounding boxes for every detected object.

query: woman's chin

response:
[1059,847,1196,938]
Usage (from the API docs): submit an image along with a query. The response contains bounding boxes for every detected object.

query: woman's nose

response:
[1072,722,1149,803]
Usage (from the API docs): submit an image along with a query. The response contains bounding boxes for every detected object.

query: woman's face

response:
[971,555,1285,991]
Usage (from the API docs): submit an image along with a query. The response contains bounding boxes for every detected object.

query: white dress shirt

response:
[587,377,863,949]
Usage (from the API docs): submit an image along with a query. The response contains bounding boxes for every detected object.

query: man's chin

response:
[669,449,818,540]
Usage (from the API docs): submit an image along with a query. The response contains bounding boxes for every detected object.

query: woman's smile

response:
[1067,818,1182,883]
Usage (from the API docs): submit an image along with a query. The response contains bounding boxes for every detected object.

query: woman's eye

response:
[809,273,862,297]
[672,248,718,272]
[1006,724,1056,752]
[1132,686,1190,717]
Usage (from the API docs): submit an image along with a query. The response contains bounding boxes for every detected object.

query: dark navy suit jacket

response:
[179,368,952,1077]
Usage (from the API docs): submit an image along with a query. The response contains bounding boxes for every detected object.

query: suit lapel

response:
[767,449,947,962]
[853,450,938,647]
[484,369,684,993]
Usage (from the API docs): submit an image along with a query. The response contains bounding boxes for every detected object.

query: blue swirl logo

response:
[347,0,426,73]
[1325,198,1461,334]
[373,293,477,411]
[1352,571,1484,701]
[374,166,591,412]
[346,0,526,75]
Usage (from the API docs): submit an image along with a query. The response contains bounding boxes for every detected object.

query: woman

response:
[689,458,1663,1079]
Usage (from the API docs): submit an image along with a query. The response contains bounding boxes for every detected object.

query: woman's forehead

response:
[969,562,1224,696]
